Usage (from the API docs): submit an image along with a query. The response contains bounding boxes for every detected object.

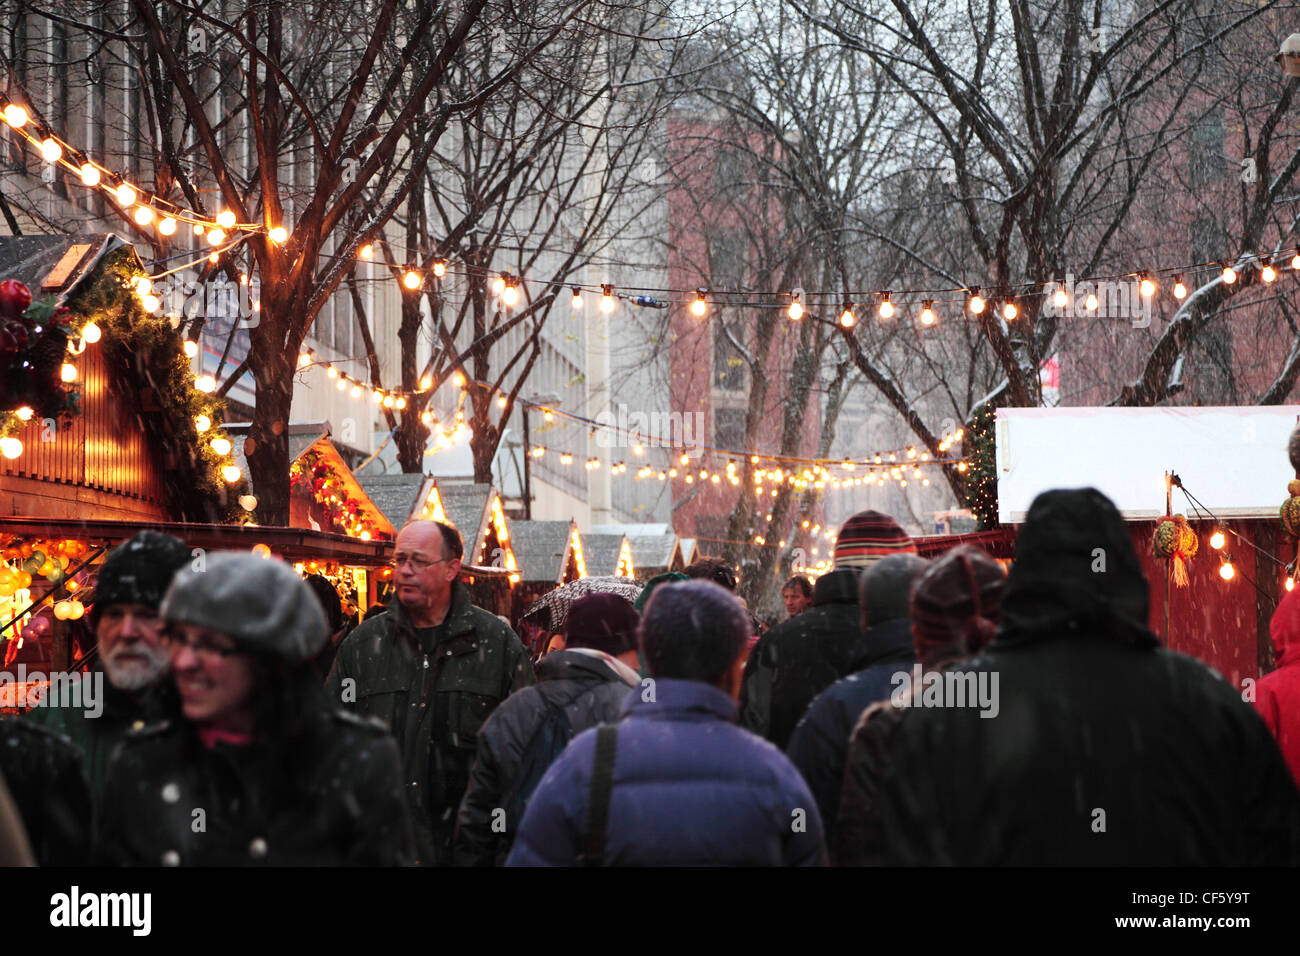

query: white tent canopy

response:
[995,406,1300,523]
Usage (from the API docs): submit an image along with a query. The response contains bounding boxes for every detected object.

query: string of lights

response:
[0,95,287,245]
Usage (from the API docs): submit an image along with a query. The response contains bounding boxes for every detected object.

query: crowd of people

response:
[2,485,1300,866]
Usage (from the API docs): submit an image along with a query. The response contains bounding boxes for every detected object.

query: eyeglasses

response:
[388,553,454,572]
[160,630,244,659]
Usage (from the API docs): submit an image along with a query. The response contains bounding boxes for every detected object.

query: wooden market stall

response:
[508,518,586,625]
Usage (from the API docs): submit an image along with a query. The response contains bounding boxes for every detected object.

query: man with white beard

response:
[27,531,190,807]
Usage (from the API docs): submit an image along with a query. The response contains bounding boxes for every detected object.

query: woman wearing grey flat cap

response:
[96,552,414,866]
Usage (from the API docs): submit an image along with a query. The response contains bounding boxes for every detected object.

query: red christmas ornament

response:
[0,280,32,322]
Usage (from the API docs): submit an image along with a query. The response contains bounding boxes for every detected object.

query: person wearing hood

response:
[740,510,918,748]
[785,552,928,847]
[97,552,414,866]
[834,546,1005,865]
[26,530,190,806]
[453,593,642,865]
[1255,587,1300,787]
[838,488,1300,865]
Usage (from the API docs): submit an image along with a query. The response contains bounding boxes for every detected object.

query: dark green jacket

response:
[325,582,534,865]
[25,671,179,808]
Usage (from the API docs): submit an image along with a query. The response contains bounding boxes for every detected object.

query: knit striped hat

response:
[832,510,917,569]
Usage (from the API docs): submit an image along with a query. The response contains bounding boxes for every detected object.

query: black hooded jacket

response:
[740,567,867,749]
[453,648,636,865]
[836,488,1300,865]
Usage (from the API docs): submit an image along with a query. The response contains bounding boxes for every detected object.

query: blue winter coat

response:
[505,678,826,866]
[785,617,914,850]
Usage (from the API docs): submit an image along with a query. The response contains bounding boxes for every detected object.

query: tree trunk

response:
[395,287,429,472]
[244,313,295,526]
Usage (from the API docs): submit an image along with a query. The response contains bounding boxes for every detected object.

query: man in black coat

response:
[785,552,928,847]
[740,510,918,749]
[839,488,1300,865]
[0,720,92,865]
[453,593,641,865]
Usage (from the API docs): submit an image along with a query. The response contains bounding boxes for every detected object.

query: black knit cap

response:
[91,531,192,624]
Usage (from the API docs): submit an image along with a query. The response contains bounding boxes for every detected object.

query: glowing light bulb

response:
[1292,253,1300,270]
[1085,293,1099,311]
[1262,261,1277,283]
[1221,265,1237,284]
[15,406,33,421]
[969,292,985,314]
[691,289,708,317]
[207,228,226,246]
[351,385,362,398]
[216,210,236,229]
[403,271,420,289]
[359,243,373,259]
[268,226,288,244]
[571,288,584,310]
[1053,284,1068,308]
[839,306,855,328]
[1173,277,1187,299]
[60,362,77,383]
[0,436,22,459]
[1139,275,1156,297]
[183,339,199,358]
[2,104,28,127]
[383,394,395,408]
[1219,561,1235,581]
[79,163,101,186]
[194,223,206,235]
[502,283,519,307]
[115,183,136,206]
[497,395,508,409]
[39,138,61,162]
[1288,577,1295,592]
[396,397,406,410]
[195,375,216,393]
[195,414,211,433]
[210,437,232,456]
[920,302,936,326]
[133,205,153,226]
[492,275,507,295]
[878,294,894,319]
[158,217,177,236]
[81,321,101,344]
[143,294,161,312]
[222,465,242,484]
[600,286,616,313]
[788,294,803,321]
[419,374,432,390]
[432,260,446,278]
[1003,301,1018,320]
[1210,530,1225,550]
[335,378,346,391]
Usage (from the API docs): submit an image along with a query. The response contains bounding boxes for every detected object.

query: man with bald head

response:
[327,520,534,865]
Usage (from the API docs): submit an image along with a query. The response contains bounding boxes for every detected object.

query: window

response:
[714,322,745,391]
[714,406,747,450]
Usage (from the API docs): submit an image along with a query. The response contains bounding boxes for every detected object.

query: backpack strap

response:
[576,723,618,866]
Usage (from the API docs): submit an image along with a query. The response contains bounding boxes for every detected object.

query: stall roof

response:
[996,406,1300,523]
[509,519,579,585]
[0,516,393,565]
[0,233,135,305]
[583,533,634,578]
[438,481,494,551]
[358,472,443,529]
[625,532,680,571]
